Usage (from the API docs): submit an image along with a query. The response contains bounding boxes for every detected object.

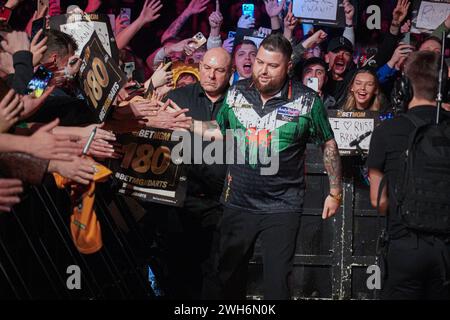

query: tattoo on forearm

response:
[162,11,191,42]
[323,141,343,190]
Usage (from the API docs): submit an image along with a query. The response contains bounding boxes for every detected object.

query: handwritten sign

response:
[292,0,346,27]
[328,110,380,156]
[49,13,119,62]
[416,1,450,30]
[111,129,187,207]
[78,32,126,122]
[295,0,337,20]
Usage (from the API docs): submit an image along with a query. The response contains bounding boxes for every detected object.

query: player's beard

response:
[252,72,286,96]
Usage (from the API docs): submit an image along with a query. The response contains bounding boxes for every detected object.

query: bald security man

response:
[161,47,233,299]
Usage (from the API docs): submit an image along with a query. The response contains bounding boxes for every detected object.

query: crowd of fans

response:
[0,0,449,300]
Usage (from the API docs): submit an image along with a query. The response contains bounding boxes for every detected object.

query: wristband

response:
[329,192,343,203]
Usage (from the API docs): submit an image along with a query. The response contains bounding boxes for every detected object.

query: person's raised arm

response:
[283,2,297,42]
[48,0,61,16]
[264,0,285,32]
[116,0,163,50]
[1,31,33,94]
[161,0,209,44]
[390,0,410,36]
[370,0,410,69]
[207,1,223,49]
[4,0,23,10]
[342,0,355,46]
[85,0,102,13]
[0,119,81,160]
[290,29,327,70]
[146,38,191,70]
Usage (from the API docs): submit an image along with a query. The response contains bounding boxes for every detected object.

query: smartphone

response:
[242,3,255,18]
[306,77,319,92]
[400,46,413,54]
[189,32,207,50]
[123,61,135,80]
[31,17,46,42]
[0,6,12,22]
[163,57,172,71]
[228,31,236,39]
[107,14,116,33]
[119,8,131,27]
[37,0,49,13]
[26,65,53,98]
[401,32,411,45]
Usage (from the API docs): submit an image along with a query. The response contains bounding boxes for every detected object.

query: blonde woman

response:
[341,68,385,112]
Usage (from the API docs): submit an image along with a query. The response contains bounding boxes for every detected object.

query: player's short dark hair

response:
[259,33,293,60]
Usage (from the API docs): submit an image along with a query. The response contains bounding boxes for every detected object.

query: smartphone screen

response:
[306,77,319,92]
[108,14,116,33]
[228,31,236,39]
[31,18,46,42]
[242,4,254,18]
[120,8,131,27]
[401,32,411,45]
[27,66,53,97]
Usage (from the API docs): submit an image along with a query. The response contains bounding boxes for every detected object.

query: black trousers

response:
[142,195,223,299]
[216,207,301,300]
[382,233,450,300]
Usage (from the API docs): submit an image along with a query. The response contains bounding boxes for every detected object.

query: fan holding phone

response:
[26,65,53,98]
[238,3,256,29]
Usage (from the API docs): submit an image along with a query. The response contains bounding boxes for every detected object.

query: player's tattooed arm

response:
[322,139,343,192]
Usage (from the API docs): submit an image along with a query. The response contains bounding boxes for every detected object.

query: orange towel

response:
[54,162,112,254]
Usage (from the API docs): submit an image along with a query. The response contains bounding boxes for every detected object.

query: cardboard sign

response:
[411,0,450,36]
[49,13,119,62]
[78,32,127,122]
[111,129,187,207]
[292,0,346,28]
[234,28,271,48]
[328,110,380,156]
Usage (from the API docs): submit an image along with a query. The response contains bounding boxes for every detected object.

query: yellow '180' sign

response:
[83,57,109,109]
[120,143,171,175]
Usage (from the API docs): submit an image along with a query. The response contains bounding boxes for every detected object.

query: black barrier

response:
[0,179,157,299]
